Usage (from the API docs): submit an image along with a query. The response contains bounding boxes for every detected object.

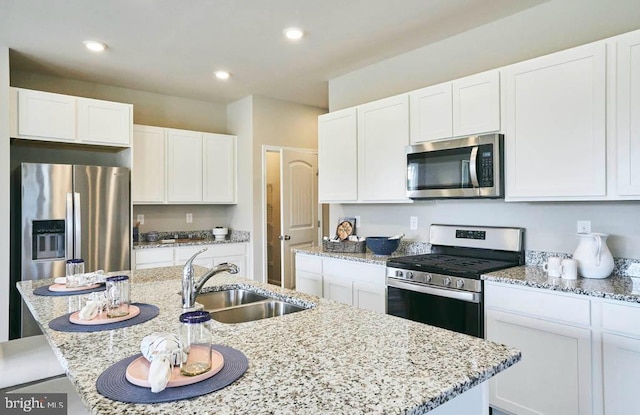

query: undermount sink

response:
[195,288,309,324]
[208,300,306,324]
[196,289,269,311]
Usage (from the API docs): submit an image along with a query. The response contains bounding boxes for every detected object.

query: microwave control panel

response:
[478,144,494,187]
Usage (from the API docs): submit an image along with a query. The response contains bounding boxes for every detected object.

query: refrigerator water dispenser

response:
[32,219,66,260]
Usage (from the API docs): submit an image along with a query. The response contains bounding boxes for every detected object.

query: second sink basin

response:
[209,300,306,324]
[196,289,269,311]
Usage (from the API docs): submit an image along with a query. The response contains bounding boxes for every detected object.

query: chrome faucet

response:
[182,248,239,309]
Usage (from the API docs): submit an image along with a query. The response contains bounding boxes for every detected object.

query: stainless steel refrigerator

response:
[18,162,130,336]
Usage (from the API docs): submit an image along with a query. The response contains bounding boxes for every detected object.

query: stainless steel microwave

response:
[406,133,504,199]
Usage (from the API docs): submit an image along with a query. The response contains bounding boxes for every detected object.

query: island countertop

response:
[18,267,520,414]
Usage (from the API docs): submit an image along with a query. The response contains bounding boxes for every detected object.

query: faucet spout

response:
[182,250,239,309]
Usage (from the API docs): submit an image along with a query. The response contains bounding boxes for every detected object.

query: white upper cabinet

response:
[318,108,358,202]
[167,129,204,203]
[409,70,500,144]
[409,83,453,143]
[615,30,640,197]
[203,133,237,203]
[504,43,606,200]
[11,87,132,146]
[132,125,166,203]
[77,97,132,146]
[134,125,237,205]
[357,94,410,202]
[452,70,501,137]
[16,88,76,141]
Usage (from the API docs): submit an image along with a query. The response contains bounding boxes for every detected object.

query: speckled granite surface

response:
[134,231,249,249]
[294,241,430,266]
[525,250,640,277]
[18,267,520,415]
[482,266,640,303]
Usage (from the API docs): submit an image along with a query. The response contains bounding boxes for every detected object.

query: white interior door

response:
[280,149,318,289]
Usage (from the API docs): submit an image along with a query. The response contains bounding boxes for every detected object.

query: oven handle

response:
[386,278,480,303]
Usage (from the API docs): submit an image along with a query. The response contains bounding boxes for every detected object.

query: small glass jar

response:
[179,311,212,376]
[105,275,130,317]
[65,259,85,288]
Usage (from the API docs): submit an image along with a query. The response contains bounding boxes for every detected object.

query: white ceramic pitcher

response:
[572,233,614,279]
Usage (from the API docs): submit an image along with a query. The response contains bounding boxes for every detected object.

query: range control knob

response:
[456,279,465,289]
[407,272,414,279]
[425,273,432,282]
[395,270,403,278]
[443,277,452,286]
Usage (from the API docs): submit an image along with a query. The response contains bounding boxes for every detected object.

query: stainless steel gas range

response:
[386,224,524,338]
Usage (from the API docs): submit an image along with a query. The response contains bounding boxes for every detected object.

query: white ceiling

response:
[0,0,547,108]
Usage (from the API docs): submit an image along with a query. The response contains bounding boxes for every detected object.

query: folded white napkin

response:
[78,301,100,320]
[140,333,186,393]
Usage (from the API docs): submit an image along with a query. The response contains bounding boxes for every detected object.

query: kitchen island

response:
[17,266,520,414]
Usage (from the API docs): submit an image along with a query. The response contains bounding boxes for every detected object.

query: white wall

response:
[1,46,10,341]
[327,0,640,260]
[226,96,254,277]
[11,71,227,132]
[329,0,640,110]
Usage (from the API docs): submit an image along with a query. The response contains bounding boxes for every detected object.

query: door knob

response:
[279,235,291,241]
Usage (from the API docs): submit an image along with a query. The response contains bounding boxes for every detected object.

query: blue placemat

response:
[48,303,159,332]
[34,284,106,296]
[96,344,248,404]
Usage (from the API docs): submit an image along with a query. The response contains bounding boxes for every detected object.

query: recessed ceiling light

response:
[214,71,231,80]
[283,27,304,41]
[83,40,107,52]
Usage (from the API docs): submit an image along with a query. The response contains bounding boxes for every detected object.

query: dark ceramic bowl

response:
[365,237,400,256]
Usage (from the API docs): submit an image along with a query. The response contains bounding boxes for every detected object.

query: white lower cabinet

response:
[295,253,386,313]
[601,300,640,415]
[133,243,248,275]
[486,281,640,415]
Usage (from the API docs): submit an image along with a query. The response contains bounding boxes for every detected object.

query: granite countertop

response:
[134,236,249,249]
[18,267,520,415]
[482,266,640,304]
[294,245,419,266]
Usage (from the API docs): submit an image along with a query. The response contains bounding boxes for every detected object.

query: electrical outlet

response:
[355,216,361,227]
[410,216,418,230]
[186,213,193,223]
[577,220,591,234]
[136,214,144,225]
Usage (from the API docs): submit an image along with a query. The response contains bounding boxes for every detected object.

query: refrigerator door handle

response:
[65,193,74,260]
[74,192,81,258]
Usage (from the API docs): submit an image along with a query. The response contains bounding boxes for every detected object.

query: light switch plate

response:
[410,216,418,230]
[186,213,193,223]
[136,214,144,225]
[577,220,591,234]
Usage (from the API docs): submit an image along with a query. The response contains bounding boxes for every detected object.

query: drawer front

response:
[602,301,640,336]
[135,248,174,265]
[485,282,591,326]
[209,243,247,257]
[322,258,385,285]
[175,245,215,261]
[295,254,323,274]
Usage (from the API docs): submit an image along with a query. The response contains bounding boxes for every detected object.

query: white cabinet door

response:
[616,31,640,197]
[167,129,203,202]
[452,70,500,137]
[323,275,353,306]
[409,83,453,143]
[602,333,640,415]
[318,108,358,202]
[132,125,166,203]
[487,309,593,415]
[133,248,174,270]
[353,280,385,313]
[203,133,237,203]
[505,43,606,200]
[17,89,76,141]
[296,270,323,297]
[357,94,409,201]
[214,255,246,278]
[77,98,132,146]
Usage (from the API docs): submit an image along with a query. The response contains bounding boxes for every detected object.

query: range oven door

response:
[386,278,483,338]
